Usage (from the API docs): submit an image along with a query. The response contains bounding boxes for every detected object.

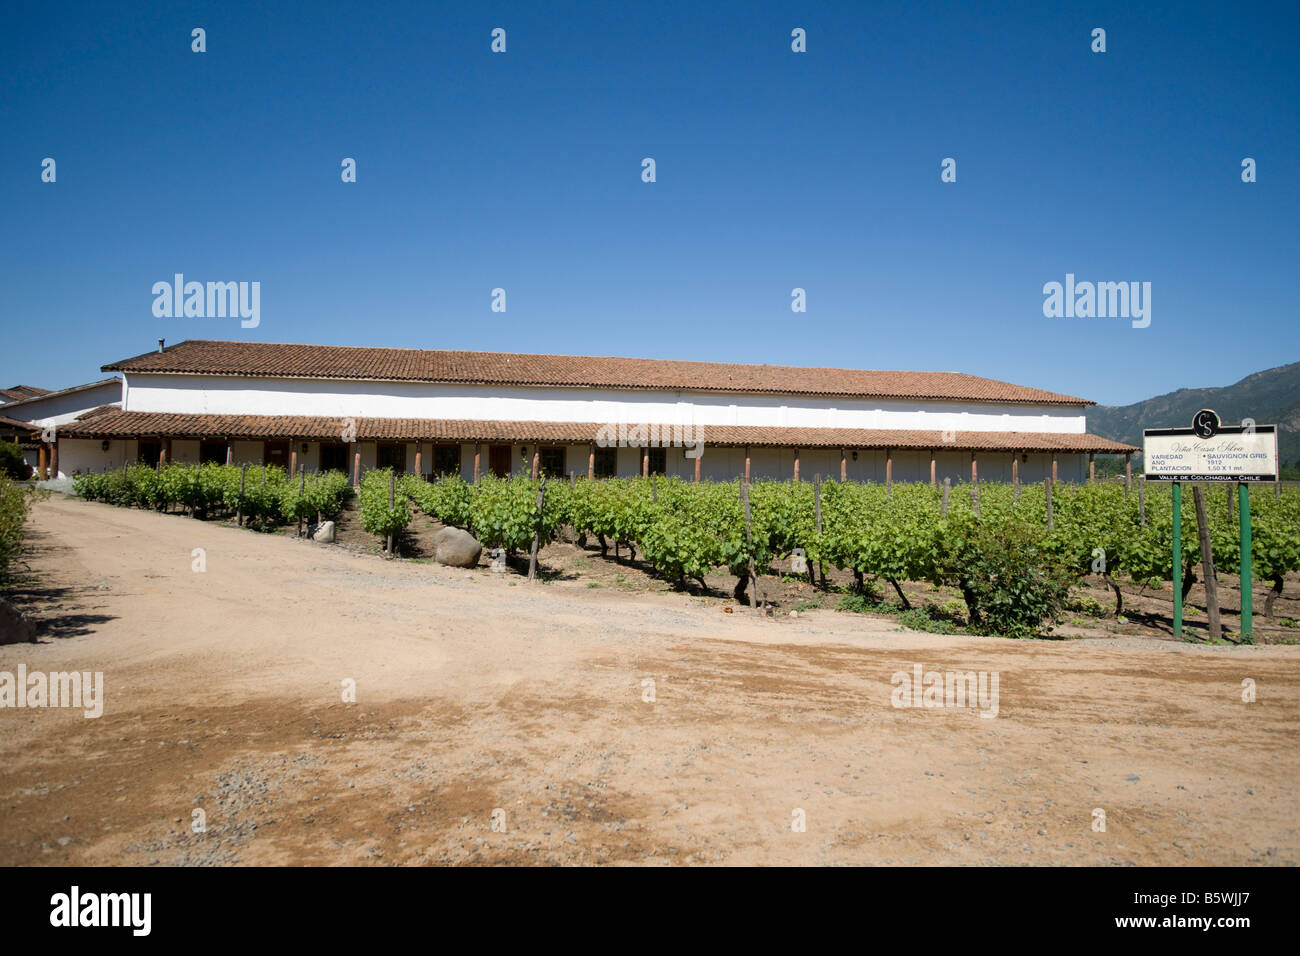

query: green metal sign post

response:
[1239,481,1252,638]
[1172,481,1182,637]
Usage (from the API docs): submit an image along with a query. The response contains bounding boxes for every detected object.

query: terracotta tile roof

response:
[56,410,1138,453]
[0,415,38,433]
[0,377,120,411]
[103,340,1093,406]
[0,385,52,403]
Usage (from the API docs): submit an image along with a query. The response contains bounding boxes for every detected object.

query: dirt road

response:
[2,495,1297,865]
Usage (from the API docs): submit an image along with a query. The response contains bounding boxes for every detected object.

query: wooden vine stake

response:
[1192,486,1229,643]
[528,478,546,582]
[941,477,950,517]
[1045,476,1054,532]
[814,474,825,588]
[742,481,762,614]
[386,470,396,556]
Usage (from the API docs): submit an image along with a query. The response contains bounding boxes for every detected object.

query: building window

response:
[320,442,350,474]
[647,447,667,475]
[432,443,461,477]
[199,440,227,465]
[593,446,617,478]
[538,446,565,478]
[376,443,406,473]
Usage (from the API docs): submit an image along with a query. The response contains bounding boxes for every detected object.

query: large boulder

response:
[0,598,36,645]
[311,520,335,543]
[434,526,482,568]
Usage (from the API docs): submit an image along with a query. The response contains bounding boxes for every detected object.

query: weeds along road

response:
[2,494,1298,865]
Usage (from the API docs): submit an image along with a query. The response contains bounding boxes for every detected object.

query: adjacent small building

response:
[1,378,122,477]
[47,339,1136,483]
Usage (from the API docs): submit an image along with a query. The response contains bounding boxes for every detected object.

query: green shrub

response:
[469,475,560,552]
[0,442,31,480]
[837,592,882,614]
[897,607,958,634]
[281,470,353,524]
[1065,595,1106,618]
[401,473,474,528]
[933,514,1072,638]
[359,468,412,545]
[0,476,35,581]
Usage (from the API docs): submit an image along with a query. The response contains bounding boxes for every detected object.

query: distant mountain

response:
[1088,362,1300,468]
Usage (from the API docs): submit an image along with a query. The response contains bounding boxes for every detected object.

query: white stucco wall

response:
[55,438,132,477]
[2,381,122,429]
[121,374,1087,435]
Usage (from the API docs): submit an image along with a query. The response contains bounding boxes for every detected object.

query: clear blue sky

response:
[2,0,1296,407]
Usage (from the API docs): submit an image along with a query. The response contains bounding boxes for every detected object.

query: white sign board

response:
[1144,416,1278,482]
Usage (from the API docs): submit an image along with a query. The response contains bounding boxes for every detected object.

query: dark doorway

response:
[320,442,349,474]
[263,441,289,470]
[376,442,406,473]
[489,444,512,478]
[647,447,667,475]
[138,440,161,466]
[199,440,228,465]
[432,443,461,477]
[593,446,617,478]
[538,446,565,478]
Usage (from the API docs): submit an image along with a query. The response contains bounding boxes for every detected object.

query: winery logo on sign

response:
[1142,409,1278,482]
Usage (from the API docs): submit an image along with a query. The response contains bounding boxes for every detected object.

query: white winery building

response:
[44,339,1136,483]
